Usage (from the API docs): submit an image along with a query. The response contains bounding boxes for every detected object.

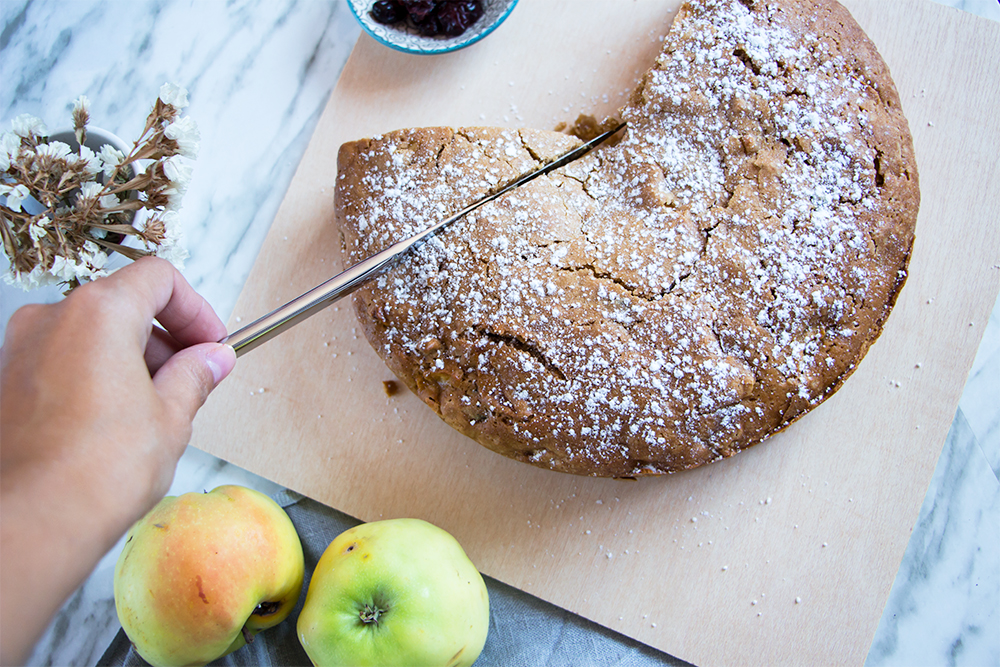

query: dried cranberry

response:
[435,1,484,36]
[370,0,406,24]
[414,15,443,36]
[373,0,485,38]
[400,0,437,23]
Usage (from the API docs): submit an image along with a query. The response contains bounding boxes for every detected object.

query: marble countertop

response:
[1,1,996,665]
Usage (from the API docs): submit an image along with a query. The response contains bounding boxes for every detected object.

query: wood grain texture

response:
[189,1,1000,665]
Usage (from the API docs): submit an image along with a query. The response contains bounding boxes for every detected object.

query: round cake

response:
[335,0,919,477]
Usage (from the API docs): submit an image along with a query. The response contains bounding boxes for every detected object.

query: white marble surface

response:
[1,1,996,665]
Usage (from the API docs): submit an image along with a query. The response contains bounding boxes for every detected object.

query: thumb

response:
[152,343,237,425]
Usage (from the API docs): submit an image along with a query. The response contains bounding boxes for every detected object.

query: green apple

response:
[113,485,304,667]
[297,518,489,667]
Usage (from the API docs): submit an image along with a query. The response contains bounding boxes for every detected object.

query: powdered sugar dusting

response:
[337,0,917,476]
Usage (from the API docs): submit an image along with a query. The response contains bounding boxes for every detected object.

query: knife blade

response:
[221,122,626,356]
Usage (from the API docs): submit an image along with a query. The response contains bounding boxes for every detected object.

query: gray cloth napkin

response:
[99,490,688,666]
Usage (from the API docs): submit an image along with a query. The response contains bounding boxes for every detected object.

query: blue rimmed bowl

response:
[346,0,519,55]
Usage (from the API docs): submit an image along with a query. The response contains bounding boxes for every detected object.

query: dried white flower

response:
[28,217,49,243]
[155,240,188,268]
[74,145,103,176]
[0,132,22,170]
[161,156,193,207]
[73,95,91,145]
[164,116,200,158]
[157,210,180,237]
[77,180,117,211]
[11,113,47,138]
[1,132,20,153]
[77,182,104,204]
[158,83,190,110]
[1,131,21,153]
[162,155,192,188]
[81,240,108,270]
[156,240,188,267]
[50,241,109,283]
[4,184,31,212]
[73,95,90,116]
[48,255,78,282]
[149,210,188,268]
[4,263,61,291]
[35,141,73,160]
[98,143,125,178]
[52,256,85,282]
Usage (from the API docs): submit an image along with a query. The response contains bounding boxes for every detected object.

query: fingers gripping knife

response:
[221,123,626,357]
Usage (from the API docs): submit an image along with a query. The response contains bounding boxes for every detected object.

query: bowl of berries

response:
[347,0,519,54]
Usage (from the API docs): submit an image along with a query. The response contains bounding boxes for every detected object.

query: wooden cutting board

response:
[190,1,1000,665]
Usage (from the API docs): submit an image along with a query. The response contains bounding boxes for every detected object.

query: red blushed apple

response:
[113,485,304,667]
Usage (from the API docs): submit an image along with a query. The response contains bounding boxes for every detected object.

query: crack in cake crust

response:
[335,0,919,477]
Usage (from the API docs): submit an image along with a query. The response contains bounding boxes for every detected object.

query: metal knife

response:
[221,122,626,356]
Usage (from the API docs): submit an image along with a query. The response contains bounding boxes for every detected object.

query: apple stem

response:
[359,603,385,626]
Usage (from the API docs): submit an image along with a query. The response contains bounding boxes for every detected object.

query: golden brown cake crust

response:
[335,0,919,477]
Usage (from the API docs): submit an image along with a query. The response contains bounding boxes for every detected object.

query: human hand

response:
[0,256,236,664]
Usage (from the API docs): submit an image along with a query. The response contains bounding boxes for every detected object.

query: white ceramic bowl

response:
[347,0,518,55]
